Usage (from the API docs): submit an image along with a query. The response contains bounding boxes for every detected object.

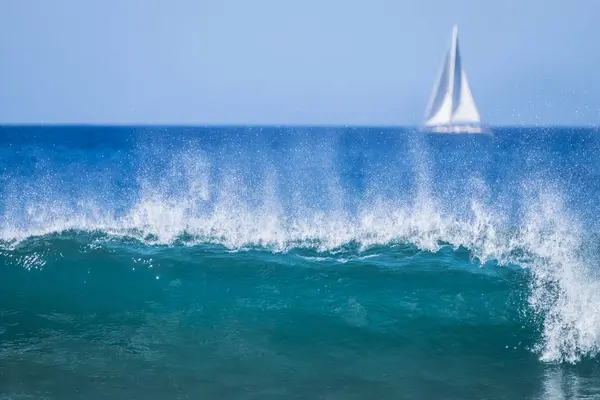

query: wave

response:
[1,127,600,365]
[1,182,599,365]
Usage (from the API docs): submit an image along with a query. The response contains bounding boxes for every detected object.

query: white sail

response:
[422,25,485,134]
[451,69,480,124]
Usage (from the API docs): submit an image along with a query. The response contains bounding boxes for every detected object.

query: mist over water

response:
[2,126,600,399]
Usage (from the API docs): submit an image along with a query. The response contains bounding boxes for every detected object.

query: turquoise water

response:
[1,126,600,399]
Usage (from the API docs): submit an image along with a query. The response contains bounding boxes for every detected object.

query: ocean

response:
[1,125,600,399]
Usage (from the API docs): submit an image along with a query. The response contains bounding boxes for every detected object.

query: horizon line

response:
[0,123,598,129]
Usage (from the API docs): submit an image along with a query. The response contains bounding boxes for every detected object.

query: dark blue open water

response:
[1,126,600,399]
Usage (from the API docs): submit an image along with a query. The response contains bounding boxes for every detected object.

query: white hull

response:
[419,124,490,134]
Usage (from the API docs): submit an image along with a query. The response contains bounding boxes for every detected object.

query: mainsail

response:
[422,25,484,134]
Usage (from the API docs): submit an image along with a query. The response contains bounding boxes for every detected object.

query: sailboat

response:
[421,25,488,134]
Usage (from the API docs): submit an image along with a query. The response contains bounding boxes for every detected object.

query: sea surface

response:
[1,126,600,399]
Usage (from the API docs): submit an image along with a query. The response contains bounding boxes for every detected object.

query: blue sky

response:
[0,0,598,126]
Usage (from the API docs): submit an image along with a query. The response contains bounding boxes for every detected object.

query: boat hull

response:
[419,124,492,135]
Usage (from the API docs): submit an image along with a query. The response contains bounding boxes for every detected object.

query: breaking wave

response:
[1,126,600,364]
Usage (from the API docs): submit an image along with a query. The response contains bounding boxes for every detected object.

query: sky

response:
[0,0,598,126]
